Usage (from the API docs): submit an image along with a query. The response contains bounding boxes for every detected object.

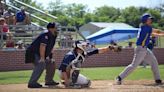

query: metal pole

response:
[74,27,86,40]
[0,26,4,48]
[14,0,57,19]
[4,2,49,24]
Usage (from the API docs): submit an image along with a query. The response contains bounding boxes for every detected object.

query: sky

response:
[35,0,163,10]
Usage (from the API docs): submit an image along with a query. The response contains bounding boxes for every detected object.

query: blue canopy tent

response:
[86,24,139,45]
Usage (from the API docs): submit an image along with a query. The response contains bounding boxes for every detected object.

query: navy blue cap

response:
[141,13,154,23]
[47,22,56,29]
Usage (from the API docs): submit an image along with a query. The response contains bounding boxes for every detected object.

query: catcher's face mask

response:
[73,41,87,54]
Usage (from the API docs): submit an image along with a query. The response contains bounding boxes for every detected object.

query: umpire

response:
[26,22,59,88]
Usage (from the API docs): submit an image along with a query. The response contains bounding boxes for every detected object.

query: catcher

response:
[58,40,121,88]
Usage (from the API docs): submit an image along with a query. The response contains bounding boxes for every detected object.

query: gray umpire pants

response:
[28,54,56,84]
[119,46,161,80]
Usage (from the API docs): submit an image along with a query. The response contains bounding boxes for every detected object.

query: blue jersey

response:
[136,25,152,46]
[27,31,57,58]
[59,49,98,71]
[16,11,26,22]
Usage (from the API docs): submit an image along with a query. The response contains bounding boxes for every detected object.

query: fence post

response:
[0,26,4,48]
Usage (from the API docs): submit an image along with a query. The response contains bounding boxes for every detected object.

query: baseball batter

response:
[116,13,164,85]
[58,41,121,88]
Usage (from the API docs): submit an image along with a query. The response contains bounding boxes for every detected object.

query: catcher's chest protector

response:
[70,53,85,69]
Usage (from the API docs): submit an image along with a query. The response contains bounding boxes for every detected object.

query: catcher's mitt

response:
[108,45,122,52]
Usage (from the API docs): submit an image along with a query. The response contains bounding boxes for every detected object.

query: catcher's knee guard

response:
[76,74,91,87]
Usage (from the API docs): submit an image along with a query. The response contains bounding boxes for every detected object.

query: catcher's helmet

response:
[141,13,154,23]
[73,40,87,53]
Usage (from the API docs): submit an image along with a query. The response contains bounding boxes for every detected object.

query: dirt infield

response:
[0,80,163,92]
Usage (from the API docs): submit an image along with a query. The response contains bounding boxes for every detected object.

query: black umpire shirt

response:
[27,30,57,58]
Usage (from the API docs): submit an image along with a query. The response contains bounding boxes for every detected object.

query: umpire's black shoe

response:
[28,83,42,88]
[155,79,162,85]
[45,81,59,86]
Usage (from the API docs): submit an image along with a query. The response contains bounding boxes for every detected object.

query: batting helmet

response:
[141,13,154,23]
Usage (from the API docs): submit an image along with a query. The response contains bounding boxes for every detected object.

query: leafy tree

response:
[64,3,87,18]
[83,13,93,23]
[94,6,120,22]
[121,6,140,27]
[56,15,70,26]
[10,0,164,30]
[48,0,64,16]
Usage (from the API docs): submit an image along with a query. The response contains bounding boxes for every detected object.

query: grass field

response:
[0,65,164,85]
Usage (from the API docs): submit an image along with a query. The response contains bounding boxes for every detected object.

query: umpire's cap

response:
[141,13,154,23]
[47,22,57,29]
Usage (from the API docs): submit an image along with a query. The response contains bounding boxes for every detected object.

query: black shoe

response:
[45,81,59,86]
[28,83,42,88]
[155,79,162,85]
[115,76,122,85]
[66,83,82,89]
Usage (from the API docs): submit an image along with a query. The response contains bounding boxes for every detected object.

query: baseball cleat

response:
[66,84,82,89]
[115,76,122,85]
[155,79,162,85]
[80,80,91,88]
[28,83,42,88]
[45,81,59,86]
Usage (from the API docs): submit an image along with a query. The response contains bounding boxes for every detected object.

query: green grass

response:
[0,65,164,84]
[82,65,164,80]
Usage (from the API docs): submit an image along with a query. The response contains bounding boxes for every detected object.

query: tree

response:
[48,0,64,16]
[147,9,161,22]
[91,15,100,22]
[65,3,87,18]
[158,18,164,30]
[10,0,163,29]
[121,6,140,27]
[138,7,149,16]
[56,15,70,26]
[61,3,87,27]
[83,13,93,23]
[115,15,126,22]
[94,6,120,22]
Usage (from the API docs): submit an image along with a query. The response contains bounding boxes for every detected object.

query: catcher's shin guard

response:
[71,70,80,84]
